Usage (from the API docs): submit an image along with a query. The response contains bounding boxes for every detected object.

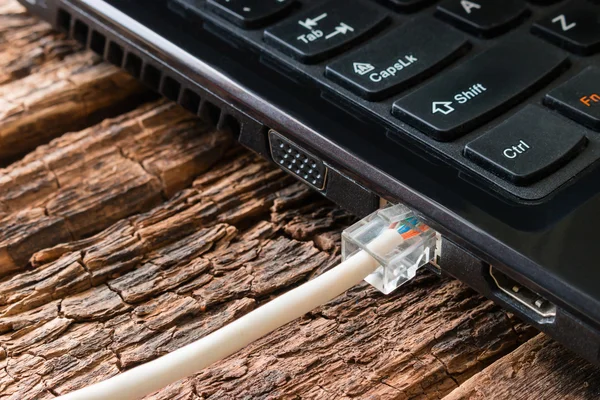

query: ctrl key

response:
[464,106,587,185]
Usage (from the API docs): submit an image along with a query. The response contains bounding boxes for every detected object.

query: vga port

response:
[268,129,327,190]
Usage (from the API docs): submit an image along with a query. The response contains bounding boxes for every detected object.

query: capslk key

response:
[392,36,569,141]
[326,16,470,101]
[264,0,388,63]
[465,105,587,185]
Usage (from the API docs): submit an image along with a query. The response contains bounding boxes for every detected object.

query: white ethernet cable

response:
[58,204,439,400]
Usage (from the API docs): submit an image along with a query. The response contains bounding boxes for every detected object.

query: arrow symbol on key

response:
[325,22,354,39]
[432,101,455,115]
[298,13,328,30]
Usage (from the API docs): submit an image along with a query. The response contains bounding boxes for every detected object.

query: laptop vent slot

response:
[221,114,242,138]
[90,31,107,55]
[160,76,181,102]
[124,53,143,79]
[141,64,162,91]
[180,89,202,114]
[57,8,71,33]
[53,5,233,129]
[106,42,125,66]
[200,101,222,126]
[73,20,89,46]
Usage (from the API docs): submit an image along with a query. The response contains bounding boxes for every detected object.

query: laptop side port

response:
[439,239,600,366]
[489,265,557,321]
[268,129,328,190]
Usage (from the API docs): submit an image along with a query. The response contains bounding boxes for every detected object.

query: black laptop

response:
[19,0,600,365]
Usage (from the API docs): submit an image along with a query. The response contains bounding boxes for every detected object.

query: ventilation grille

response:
[55,7,240,135]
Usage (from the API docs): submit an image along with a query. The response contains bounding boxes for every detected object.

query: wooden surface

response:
[0,2,599,398]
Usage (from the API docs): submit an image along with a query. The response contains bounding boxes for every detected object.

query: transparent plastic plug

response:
[342,203,441,294]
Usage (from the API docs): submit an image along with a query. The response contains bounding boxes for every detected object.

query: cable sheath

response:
[58,229,402,400]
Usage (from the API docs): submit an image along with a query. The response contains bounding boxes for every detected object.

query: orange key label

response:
[580,94,600,107]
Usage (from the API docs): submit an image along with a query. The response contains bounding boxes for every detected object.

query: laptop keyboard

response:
[172,0,600,201]
[392,35,568,140]
[436,0,530,37]
[264,1,387,62]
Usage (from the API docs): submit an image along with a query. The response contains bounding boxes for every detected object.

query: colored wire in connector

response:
[57,205,439,400]
[393,216,430,240]
[343,204,440,294]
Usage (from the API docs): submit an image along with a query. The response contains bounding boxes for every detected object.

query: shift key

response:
[392,36,569,141]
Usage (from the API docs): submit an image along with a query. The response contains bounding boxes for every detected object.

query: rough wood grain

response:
[0,50,155,162]
[442,334,600,400]
[1,2,599,399]
[0,142,539,399]
[0,101,232,276]
[0,3,78,85]
[0,2,153,163]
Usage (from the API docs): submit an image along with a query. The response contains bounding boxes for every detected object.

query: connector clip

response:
[342,204,440,294]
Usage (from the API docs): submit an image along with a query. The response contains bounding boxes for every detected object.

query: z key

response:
[532,0,600,56]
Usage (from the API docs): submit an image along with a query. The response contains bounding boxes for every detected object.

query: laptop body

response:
[18,0,600,365]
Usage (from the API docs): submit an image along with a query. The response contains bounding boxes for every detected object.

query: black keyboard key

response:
[325,17,470,101]
[465,105,587,185]
[264,0,388,63]
[379,0,436,12]
[436,0,529,38]
[392,36,568,141]
[532,0,600,56]
[206,0,295,29]
[545,67,600,131]
[528,0,563,4]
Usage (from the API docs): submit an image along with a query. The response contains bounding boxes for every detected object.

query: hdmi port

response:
[489,266,556,321]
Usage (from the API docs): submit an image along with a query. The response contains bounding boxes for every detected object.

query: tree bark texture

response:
[1,1,599,399]
[0,2,153,162]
